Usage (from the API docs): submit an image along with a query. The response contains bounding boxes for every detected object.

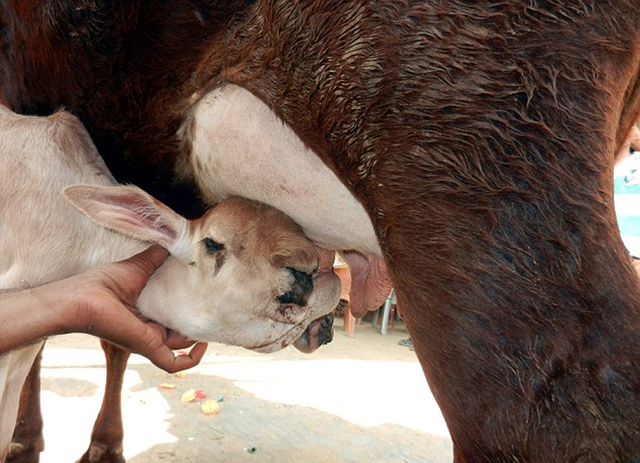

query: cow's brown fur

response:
[0,0,240,216]
[2,1,640,461]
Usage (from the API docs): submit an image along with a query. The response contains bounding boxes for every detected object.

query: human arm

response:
[0,245,207,373]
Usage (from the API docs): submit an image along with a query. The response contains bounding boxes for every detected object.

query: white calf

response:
[0,106,340,460]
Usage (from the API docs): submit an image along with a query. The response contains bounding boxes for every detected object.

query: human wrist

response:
[28,279,83,335]
[0,285,65,354]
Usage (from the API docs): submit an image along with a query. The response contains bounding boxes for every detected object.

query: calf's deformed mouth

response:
[293,314,334,353]
[249,313,334,354]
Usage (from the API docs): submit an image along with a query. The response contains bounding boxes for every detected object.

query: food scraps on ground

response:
[176,371,187,378]
[181,389,207,403]
[181,389,196,402]
[159,383,176,389]
[202,399,220,415]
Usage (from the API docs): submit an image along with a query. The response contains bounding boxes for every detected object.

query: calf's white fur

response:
[0,106,340,460]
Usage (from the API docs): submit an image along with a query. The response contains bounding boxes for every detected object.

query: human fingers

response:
[120,244,168,280]
[144,338,208,373]
[126,322,206,372]
[104,245,169,301]
[164,329,203,350]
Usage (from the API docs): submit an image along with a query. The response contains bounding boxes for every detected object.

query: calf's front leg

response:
[77,340,130,463]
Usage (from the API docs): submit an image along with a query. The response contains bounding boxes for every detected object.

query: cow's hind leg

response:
[7,345,45,463]
[77,340,131,463]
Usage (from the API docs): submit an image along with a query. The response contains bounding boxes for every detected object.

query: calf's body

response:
[0,105,339,461]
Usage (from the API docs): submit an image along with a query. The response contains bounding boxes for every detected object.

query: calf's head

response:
[64,185,341,353]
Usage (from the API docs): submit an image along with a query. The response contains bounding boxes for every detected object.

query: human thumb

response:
[123,244,169,278]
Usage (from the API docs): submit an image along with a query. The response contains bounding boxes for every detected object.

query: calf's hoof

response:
[6,437,45,463]
[77,443,125,463]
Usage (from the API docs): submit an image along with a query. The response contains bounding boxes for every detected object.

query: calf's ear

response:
[64,185,188,253]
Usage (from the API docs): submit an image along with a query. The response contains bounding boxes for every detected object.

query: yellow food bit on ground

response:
[201,399,220,415]
[181,389,196,403]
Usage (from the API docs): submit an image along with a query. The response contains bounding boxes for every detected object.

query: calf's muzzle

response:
[293,314,334,353]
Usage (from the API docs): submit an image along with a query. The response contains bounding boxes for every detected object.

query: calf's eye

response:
[203,237,224,253]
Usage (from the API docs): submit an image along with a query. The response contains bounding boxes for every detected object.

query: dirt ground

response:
[38,318,453,463]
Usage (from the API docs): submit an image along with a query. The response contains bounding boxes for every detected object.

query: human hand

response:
[42,245,207,373]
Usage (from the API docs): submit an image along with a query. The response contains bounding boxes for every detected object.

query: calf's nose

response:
[277,267,313,306]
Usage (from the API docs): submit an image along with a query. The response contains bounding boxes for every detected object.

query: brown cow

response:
[2,1,640,462]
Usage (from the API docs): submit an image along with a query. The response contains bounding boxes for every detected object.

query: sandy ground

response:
[37,319,453,463]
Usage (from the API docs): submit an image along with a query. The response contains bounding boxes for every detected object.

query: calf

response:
[0,105,340,461]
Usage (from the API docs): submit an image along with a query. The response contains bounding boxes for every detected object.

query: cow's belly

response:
[185,84,381,256]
